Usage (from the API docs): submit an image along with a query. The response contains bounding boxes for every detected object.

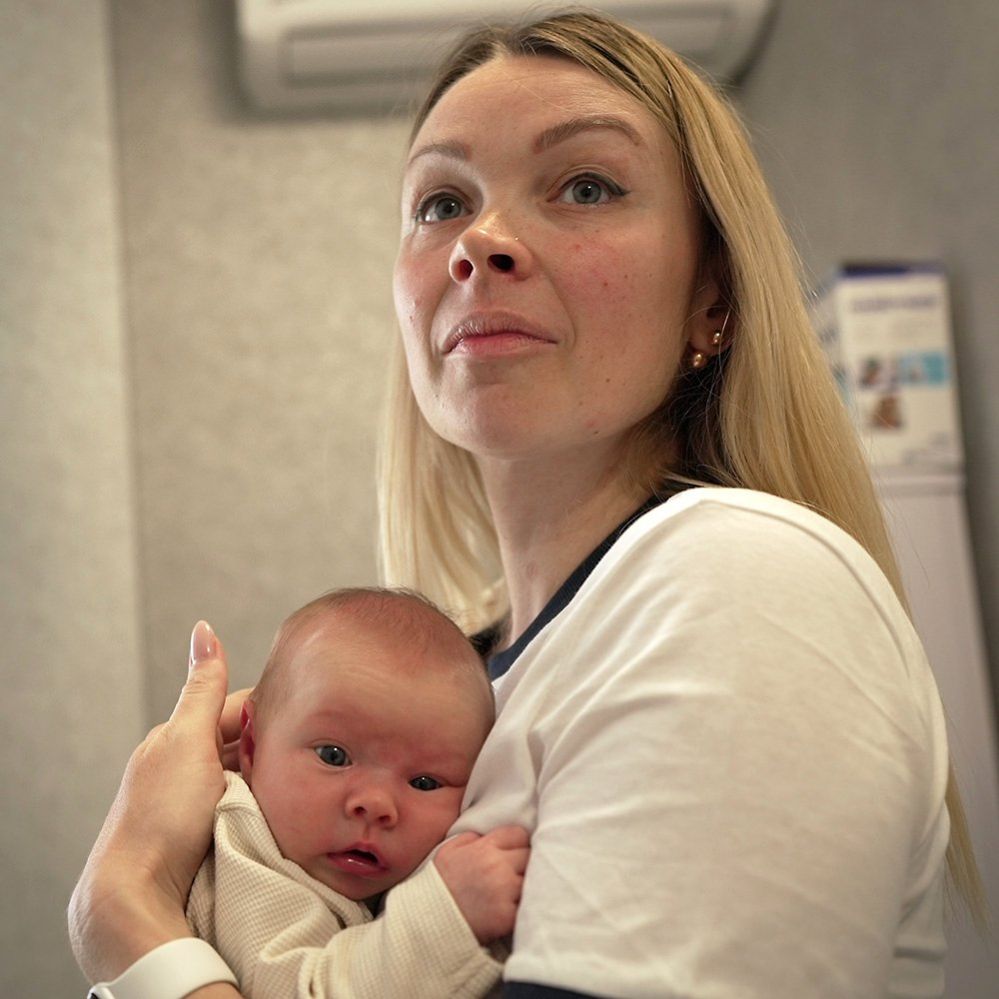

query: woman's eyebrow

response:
[534,115,643,152]
[407,139,469,166]
[407,114,643,168]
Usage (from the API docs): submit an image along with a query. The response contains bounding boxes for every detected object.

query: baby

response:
[186,587,527,998]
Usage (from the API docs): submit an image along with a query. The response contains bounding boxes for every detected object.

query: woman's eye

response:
[559,176,621,206]
[417,193,466,223]
[409,775,441,791]
[315,745,350,767]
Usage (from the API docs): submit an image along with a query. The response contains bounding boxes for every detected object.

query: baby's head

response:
[239,587,493,900]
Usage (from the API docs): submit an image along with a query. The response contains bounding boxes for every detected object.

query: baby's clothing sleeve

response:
[187,773,502,998]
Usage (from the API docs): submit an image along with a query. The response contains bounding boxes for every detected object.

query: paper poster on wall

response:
[812,263,963,471]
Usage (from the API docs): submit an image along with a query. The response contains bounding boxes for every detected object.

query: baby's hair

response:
[249,586,490,725]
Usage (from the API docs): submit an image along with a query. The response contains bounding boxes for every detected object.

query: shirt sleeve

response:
[277,863,503,999]
[502,498,947,998]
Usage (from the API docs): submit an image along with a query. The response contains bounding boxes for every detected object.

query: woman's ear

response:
[238,700,257,785]
[687,276,732,359]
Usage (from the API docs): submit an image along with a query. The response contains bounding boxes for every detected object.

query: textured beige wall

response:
[0,2,144,994]
[109,2,410,718]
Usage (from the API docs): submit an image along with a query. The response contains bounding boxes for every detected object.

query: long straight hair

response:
[377,9,984,920]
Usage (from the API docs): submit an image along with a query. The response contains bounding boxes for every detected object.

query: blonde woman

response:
[71,12,979,998]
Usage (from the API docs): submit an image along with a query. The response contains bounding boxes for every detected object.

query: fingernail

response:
[189,620,217,667]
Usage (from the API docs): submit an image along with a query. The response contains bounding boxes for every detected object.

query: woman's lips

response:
[443,313,557,356]
[448,330,554,357]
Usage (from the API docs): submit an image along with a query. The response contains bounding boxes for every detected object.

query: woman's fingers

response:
[173,624,252,770]
[220,739,241,772]
[220,686,254,746]
[169,621,228,728]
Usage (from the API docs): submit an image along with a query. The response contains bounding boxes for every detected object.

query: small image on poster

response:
[869,391,904,430]
[858,355,893,390]
[856,354,904,431]
[896,350,949,386]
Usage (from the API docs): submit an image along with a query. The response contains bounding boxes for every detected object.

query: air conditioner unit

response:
[236,0,774,114]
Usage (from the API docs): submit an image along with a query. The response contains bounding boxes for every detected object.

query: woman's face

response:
[393,55,714,466]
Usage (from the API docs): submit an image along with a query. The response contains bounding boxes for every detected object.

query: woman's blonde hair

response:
[377,9,984,919]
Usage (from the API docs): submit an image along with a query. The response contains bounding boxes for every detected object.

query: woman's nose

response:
[448,213,532,283]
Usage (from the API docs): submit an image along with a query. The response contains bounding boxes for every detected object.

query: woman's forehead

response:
[413,54,666,152]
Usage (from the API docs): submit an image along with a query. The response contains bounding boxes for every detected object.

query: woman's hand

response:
[220,686,253,771]
[69,622,231,983]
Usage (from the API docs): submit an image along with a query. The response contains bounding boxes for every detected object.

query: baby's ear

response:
[238,700,257,785]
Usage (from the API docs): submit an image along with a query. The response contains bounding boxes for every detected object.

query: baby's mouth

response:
[327,845,387,876]
[346,848,379,865]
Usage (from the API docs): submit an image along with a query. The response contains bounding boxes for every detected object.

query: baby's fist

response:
[434,826,530,944]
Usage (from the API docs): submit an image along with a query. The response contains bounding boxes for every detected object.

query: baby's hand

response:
[433,826,530,944]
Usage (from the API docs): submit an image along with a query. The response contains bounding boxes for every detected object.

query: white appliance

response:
[815,263,999,998]
[235,0,774,113]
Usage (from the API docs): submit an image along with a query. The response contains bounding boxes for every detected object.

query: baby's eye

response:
[558,176,623,206]
[315,745,350,767]
[409,775,441,791]
[417,193,466,224]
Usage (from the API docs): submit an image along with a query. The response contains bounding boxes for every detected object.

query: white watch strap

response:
[87,937,237,999]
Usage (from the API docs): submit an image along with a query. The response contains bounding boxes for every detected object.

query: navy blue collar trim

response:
[485,487,685,681]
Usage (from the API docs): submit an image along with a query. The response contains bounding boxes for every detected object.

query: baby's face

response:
[242,625,490,900]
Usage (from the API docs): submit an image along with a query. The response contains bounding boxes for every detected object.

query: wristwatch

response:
[87,938,237,999]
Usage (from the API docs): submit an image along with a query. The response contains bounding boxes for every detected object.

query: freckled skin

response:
[393,55,715,465]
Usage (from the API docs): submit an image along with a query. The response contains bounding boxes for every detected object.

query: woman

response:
[70,11,979,998]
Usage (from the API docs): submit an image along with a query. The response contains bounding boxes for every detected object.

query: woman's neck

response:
[477,445,650,647]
